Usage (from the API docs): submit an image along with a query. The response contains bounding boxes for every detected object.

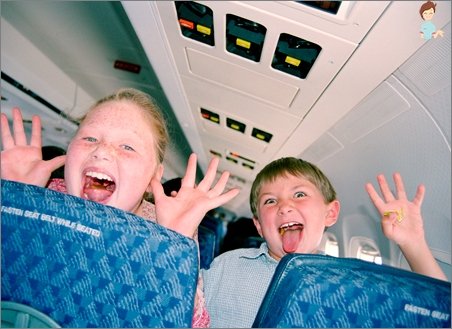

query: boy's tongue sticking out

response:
[280,222,303,253]
[83,172,116,202]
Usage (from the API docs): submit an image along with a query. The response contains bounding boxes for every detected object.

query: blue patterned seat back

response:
[253,254,451,328]
[242,236,265,249]
[197,225,216,269]
[200,215,225,257]
[1,180,199,328]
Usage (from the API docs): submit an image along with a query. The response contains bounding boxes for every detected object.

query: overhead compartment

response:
[156,1,365,117]
[123,1,390,184]
[149,1,389,176]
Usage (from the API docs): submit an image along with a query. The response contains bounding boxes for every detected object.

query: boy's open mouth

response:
[279,222,304,253]
[83,171,116,202]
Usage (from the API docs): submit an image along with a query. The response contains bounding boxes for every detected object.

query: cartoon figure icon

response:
[419,1,444,40]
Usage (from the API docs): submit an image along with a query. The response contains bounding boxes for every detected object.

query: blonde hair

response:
[75,88,169,164]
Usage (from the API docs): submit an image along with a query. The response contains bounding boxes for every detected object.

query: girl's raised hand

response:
[152,153,240,238]
[1,107,66,187]
[365,172,425,248]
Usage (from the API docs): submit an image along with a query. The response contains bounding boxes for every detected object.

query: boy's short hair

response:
[250,157,337,218]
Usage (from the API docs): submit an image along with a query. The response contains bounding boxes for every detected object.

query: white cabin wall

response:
[302,21,451,279]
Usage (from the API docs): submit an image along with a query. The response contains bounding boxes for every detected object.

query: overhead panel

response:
[175,2,215,46]
[295,1,342,16]
[181,73,299,159]
[272,33,322,79]
[185,47,298,108]
[225,14,267,62]
[156,1,359,114]
[153,1,388,178]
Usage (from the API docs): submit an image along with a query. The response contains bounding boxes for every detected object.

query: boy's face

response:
[65,100,163,215]
[253,174,339,261]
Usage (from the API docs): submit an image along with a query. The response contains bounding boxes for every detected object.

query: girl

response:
[1,88,240,327]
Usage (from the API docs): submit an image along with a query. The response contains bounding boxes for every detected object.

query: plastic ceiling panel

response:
[273,1,452,160]
[200,138,260,181]
[1,18,81,115]
[154,1,358,118]
[179,74,299,128]
[262,1,391,43]
[186,47,299,108]
[319,74,451,261]
[180,74,300,162]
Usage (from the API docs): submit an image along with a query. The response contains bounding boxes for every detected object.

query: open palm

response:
[365,173,425,247]
[153,153,239,238]
[1,108,66,187]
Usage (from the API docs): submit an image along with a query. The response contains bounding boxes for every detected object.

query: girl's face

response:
[65,100,163,215]
[423,8,434,21]
[253,174,339,261]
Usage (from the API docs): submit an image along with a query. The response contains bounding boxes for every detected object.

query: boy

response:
[201,157,446,328]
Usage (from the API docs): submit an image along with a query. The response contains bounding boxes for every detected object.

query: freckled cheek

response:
[119,151,156,174]
[67,142,92,160]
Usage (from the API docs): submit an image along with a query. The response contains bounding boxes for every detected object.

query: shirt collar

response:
[239,242,274,261]
[239,242,327,261]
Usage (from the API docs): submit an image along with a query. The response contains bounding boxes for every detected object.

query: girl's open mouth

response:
[82,171,116,202]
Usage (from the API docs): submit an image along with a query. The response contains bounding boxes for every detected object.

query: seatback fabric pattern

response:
[1,180,199,328]
[253,254,451,328]
[197,225,216,269]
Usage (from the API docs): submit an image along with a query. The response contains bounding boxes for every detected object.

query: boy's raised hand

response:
[152,153,240,238]
[1,107,66,187]
[365,173,426,248]
[366,173,447,280]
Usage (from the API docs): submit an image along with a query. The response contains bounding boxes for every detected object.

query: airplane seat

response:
[242,236,266,249]
[220,217,261,253]
[197,225,216,269]
[1,179,199,328]
[253,254,451,328]
[199,215,226,257]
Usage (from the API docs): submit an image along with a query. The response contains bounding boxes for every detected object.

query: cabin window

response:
[321,232,339,257]
[350,237,382,265]
[357,244,382,265]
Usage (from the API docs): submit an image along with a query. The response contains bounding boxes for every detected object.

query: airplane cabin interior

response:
[1,2,451,325]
